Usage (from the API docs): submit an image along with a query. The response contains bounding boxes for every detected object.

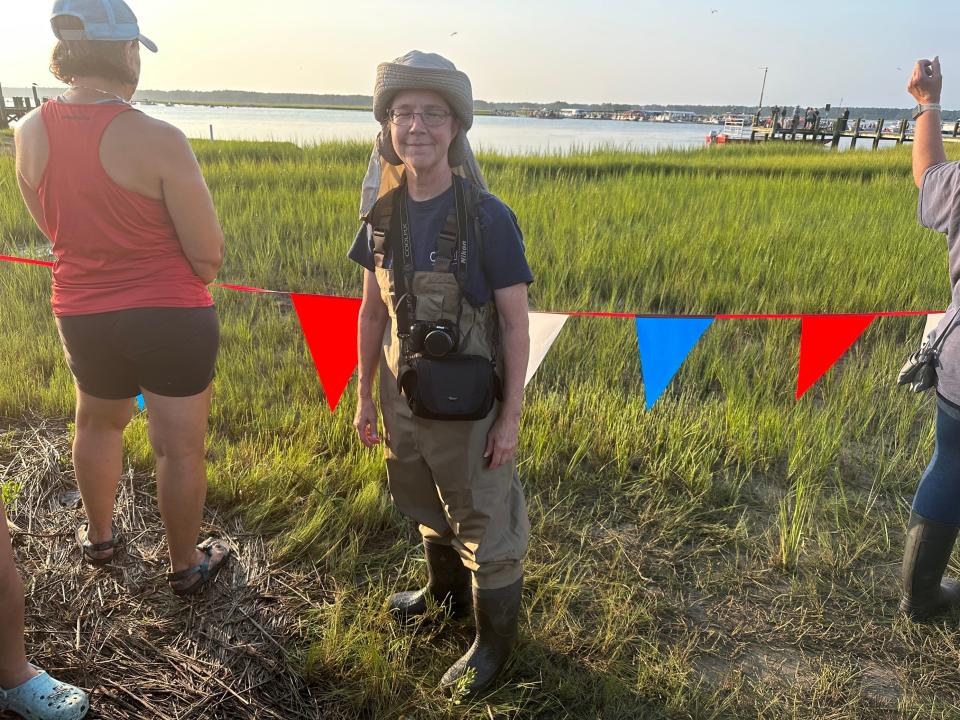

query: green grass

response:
[1,139,958,718]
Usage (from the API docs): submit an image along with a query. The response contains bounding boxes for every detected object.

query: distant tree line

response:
[6,86,958,121]
[133,89,372,107]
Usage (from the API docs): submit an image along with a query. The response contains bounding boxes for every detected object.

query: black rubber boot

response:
[388,540,472,621]
[900,510,960,621]
[440,577,522,695]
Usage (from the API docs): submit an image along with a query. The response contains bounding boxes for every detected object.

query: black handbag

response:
[400,354,500,421]
[898,305,960,393]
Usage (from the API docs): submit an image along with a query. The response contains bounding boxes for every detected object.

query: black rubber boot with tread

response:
[440,577,522,696]
[900,510,960,620]
[388,540,472,621]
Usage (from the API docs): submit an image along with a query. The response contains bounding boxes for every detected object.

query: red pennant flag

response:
[292,294,362,412]
[796,314,877,399]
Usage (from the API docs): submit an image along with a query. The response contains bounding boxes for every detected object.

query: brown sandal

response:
[75,522,122,566]
[167,537,232,596]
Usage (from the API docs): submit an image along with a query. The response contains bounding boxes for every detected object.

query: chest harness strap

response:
[369,176,470,345]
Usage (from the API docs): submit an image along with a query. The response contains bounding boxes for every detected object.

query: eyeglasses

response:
[388,109,452,127]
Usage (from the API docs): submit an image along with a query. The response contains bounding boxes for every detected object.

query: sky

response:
[2,0,959,108]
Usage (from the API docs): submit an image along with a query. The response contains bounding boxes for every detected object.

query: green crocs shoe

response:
[0,667,89,720]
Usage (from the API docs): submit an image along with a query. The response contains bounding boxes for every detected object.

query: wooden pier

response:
[0,84,42,130]
[733,109,960,149]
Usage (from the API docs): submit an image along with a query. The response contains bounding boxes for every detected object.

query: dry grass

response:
[0,418,351,720]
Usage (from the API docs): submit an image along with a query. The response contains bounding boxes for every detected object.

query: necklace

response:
[69,85,129,104]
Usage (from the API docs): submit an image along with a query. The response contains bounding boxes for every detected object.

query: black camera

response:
[409,320,460,358]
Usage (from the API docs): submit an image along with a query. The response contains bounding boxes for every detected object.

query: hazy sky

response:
[2,1,958,108]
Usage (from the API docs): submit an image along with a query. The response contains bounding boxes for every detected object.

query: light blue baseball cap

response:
[51,0,157,53]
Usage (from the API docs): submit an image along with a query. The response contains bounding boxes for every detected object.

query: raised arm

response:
[156,126,225,283]
[909,57,947,188]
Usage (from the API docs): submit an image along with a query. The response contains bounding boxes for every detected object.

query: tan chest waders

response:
[365,176,529,590]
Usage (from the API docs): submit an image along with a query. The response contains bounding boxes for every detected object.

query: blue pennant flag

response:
[635,317,714,410]
[136,394,145,411]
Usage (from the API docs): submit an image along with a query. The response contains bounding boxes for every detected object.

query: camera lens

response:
[424,329,455,357]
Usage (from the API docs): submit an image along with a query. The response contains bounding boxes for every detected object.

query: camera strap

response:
[392,181,416,341]
[393,175,469,343]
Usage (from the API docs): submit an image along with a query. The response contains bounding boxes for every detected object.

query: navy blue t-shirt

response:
[348,183,533,306]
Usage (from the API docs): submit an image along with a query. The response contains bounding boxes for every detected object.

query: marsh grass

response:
[1,139,959,717]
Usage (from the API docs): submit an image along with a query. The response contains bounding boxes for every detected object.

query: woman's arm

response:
[909,57,947,188]
[13,114,51,240]
[354,269,389,447]
[485,283,530,470]
[156,126,225,283]
[14,173,50,241]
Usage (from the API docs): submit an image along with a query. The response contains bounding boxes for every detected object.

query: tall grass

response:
[0,139,957,718]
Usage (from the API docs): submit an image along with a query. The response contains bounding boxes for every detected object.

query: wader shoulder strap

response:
[365,188,398,269]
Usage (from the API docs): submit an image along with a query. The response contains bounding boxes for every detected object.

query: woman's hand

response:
[909,57,942,104]
[484,412,520,470]
[909,57,949,188]
[354,396,381,448]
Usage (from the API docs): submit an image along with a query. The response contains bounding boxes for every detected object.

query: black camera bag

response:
[400,354,500,421]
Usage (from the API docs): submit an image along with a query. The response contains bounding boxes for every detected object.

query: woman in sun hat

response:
[350,51,534,694]
[13,0,230,597]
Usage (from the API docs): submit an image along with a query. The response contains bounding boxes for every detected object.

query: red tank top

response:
[38,99,213,317]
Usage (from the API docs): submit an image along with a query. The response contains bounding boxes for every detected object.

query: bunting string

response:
[0,254,942,411]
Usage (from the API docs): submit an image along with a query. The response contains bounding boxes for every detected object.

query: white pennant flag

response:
[922,313,946,348]
[525,312,569,387]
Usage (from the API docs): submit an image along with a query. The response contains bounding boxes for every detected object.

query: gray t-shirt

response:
[918,161,960,405]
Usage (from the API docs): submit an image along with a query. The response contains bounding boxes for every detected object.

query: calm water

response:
[136,104,721,155]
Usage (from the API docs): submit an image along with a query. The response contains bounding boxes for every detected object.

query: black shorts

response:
[56,307,219,400]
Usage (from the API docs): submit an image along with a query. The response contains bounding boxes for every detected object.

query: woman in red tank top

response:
[13,2,232,629]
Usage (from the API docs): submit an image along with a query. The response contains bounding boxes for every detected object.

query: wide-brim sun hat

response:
[373,50,473,167]
[51,0,158,53]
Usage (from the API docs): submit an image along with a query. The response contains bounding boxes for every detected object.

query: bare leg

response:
[142,386,226,576]
[74,389,134,556]
[0,498,37,689]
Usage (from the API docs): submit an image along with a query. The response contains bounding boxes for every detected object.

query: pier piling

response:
[0,83,8,131]
[872,118,884,150]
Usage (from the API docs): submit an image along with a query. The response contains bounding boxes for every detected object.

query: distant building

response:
[613,110,647,121]
[652,110,697,123]
[559,108,587,119]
